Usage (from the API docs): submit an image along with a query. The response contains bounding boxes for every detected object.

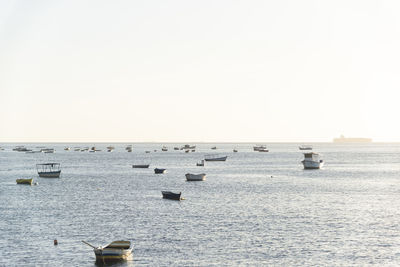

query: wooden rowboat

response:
[132,164,150,168]
[16,178,33,185]
[82,240,133,263]
[185,173,206,181]
[161,191,182,200]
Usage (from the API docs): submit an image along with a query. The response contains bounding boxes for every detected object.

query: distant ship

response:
[333,135,372,143]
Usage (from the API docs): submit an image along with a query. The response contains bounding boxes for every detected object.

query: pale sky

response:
[1,0,400,142]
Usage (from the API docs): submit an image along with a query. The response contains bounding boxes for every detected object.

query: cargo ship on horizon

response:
[333,135,372,143]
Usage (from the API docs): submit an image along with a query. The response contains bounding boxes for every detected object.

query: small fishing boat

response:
[145,151,151,153]
[185,173,206,181]
[82,240,133,264]
[182,144,196,150]
[174,147,180,150]
[161,146,168,151]
[107,146,115,152]
[161,191,182,200]
[64,147,70,151]
[196,160,205,166]
[13,146,30,152]
[233,149,238,152]
[211,146,217,150]
[154,168,166,174]
[299,145,313,150]
[132,164,150,168]
[204,155,228,161]
[253,145,267,151]
[302,152,324,169]
[16,178,33,185]
[41,148,55,153]
[36,163,61,178]
[258,148,269,152]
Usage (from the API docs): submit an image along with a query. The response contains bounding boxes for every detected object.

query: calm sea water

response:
[1,143,400,266]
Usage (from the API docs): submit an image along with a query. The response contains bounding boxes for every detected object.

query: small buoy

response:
[54,239,58,245]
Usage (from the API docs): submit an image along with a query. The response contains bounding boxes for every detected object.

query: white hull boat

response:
[185,173,206,181]
[302,152,324,169]
[82,240,133,263]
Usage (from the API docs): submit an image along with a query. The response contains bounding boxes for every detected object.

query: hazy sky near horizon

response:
[1,0,400,142]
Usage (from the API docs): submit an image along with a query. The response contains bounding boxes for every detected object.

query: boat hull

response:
[162,191,181,200]
[302,160,324,169]
[154,168,166,174]
[94,248,132,263]
[132,165,150,168]
[38,171,61,178]
[16,178,33,185]
[204,156,227,162]
[185,173,206,181]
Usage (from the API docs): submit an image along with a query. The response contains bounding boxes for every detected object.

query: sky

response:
[1,0,400,142]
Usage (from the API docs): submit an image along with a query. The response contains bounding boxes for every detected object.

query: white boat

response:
[64,147,70,151]
[253,145,267,151]
[182,144,196,150]
[301,152,324,169]
[41,148,55,153]
[204,155,228,161]
[82,240,133,263]
[161,146,168,151]
[185,173,206,181]
[36,163,61,178]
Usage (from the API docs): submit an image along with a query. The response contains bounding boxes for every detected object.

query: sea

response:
[1,143,400,266]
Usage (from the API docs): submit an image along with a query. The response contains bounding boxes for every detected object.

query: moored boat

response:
[154,168,166,174]
[16,178,33,185]
[161,191,182,200]
[182,144,196,150]
[302,152,324,169]
[196,160,205,166]
[82,240,133,264]
[258,148,269,152]
[185,173,206,181]
[204,155,228,161]
[132,164,150,168]
[36,163,61,178]
[253,145,267,151]
[299,145,312,150]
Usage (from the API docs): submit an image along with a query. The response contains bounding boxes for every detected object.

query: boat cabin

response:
[303,152,321,161]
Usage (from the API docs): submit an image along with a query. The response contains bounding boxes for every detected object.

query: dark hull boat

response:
[204,156,228,162]
[154,168,166,174]
[132,164,150,168]
[161,191,182,200]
